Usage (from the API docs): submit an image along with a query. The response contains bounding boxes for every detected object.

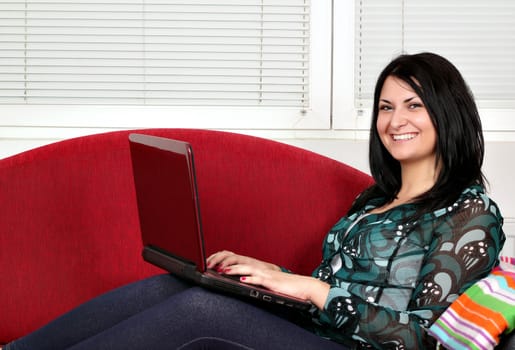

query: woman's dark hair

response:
[349,52,485,214]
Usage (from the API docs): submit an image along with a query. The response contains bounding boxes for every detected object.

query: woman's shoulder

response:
[435,184,504,223]
[459,184,487,199]
[457,185,501,211]
[429,184,506,261]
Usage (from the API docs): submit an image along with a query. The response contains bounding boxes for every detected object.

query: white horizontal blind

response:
[355,0,515,109]
[0,0,310,108]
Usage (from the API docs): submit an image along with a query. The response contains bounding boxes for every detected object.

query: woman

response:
[4,52,505,350]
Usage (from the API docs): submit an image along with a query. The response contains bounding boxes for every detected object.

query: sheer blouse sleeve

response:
[312,189,505,349]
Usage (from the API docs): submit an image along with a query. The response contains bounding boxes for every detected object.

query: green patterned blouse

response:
[310,185,505,349]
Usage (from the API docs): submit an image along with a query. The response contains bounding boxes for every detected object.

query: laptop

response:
[128,133,312,311]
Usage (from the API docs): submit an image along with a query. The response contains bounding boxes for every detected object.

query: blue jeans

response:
[7,274,348,350]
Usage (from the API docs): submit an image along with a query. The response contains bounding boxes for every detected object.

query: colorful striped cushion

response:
[428,256,515,350]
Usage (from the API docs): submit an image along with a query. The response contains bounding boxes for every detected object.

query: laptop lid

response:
[129,133,207,273]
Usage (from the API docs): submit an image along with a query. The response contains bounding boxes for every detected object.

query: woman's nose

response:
[389,109,408,128]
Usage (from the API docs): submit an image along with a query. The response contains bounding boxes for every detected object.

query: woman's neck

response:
[369,161,438,214]
[397,160,439,202]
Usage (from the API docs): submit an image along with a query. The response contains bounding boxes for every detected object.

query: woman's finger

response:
[206,250,234,268]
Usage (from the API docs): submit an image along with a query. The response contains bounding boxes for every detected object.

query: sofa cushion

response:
[428,256,515,349]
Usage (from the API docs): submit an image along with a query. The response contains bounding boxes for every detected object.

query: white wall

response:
[1,134,513,256]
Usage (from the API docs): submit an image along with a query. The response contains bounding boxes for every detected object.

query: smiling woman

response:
[371,75,439,213]
[359,52,486,215]
[376,76,438,179]
[3,53,505,350]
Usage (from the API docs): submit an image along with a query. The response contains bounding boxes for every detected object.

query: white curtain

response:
[0,0,311,108]
[355,0,515,109]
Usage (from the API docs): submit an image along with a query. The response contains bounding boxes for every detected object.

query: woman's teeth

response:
[393,133,416,141]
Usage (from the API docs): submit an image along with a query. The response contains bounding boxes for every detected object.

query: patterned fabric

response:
[309,185,505,350]
[427,256,515,350]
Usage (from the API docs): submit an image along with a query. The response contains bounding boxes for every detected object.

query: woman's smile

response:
[392,133,418,141]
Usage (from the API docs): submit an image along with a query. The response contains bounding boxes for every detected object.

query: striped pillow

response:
[428,256,515,350]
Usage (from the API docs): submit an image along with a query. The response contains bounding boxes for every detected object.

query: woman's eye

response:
[379,105,392,111]
[409,103,423,109]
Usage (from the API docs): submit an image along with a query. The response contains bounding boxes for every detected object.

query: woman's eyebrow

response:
[379,96,419,104]
[403,96,418,103]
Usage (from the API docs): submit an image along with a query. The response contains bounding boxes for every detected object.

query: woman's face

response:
[376,75,437,167]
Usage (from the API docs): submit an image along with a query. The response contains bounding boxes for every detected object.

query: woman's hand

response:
[206,250,330,309]
[207,250,281,273]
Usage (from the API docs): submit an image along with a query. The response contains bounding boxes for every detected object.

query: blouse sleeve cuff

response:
[280,266,292,273]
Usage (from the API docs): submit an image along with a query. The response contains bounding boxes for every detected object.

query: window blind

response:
[355,0,515,109]
[0,0,310,108]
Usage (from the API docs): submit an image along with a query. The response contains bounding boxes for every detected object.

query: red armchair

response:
[0,129,373,344]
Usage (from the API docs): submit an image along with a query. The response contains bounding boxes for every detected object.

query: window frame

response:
[0,0,332,134]
[332,0,515,141]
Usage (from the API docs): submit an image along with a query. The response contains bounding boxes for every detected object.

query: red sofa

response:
[0,129,373,344]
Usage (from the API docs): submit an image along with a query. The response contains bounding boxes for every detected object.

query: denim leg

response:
[66,287,348,350]
[6,274,191,350]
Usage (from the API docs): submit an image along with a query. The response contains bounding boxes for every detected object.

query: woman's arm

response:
[207,250,331,307]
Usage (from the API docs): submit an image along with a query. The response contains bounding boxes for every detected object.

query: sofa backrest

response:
[0,128,373,343]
